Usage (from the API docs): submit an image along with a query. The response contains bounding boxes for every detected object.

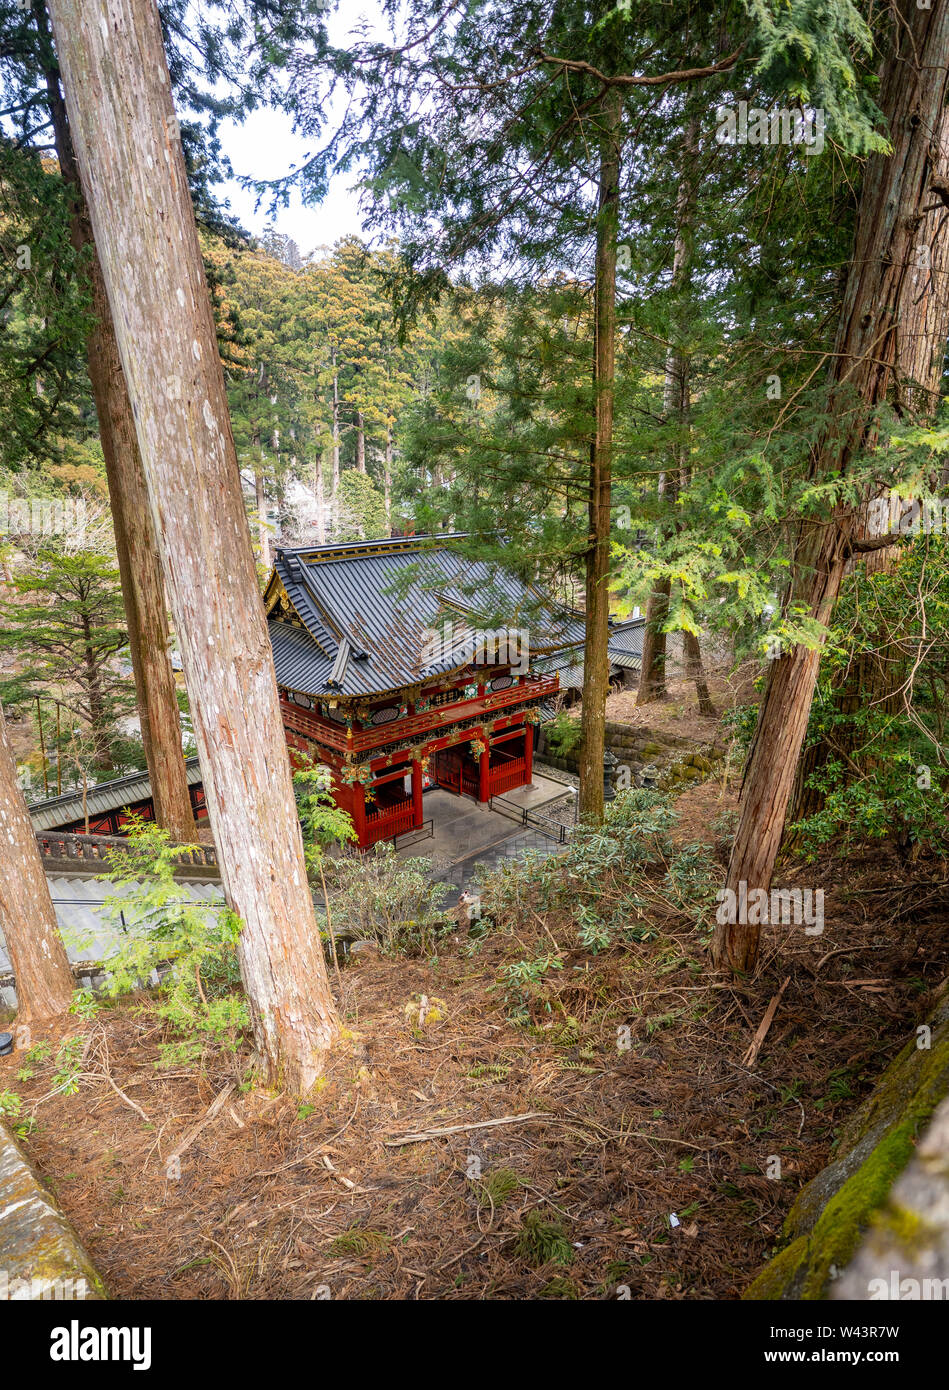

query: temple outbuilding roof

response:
[28,758,203,832]
[265,534,590,700]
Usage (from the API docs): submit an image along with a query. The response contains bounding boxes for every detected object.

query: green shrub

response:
[74,822,249,1067]
[545,711,582,758]
[498,951,563,1024]
[324,844,451,956]
[789,537,949,858]
[482,788,719,961]
[720,703,758,756]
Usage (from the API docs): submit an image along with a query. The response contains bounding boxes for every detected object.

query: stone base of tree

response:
[745,980,949,1300]
[0,1121,105,1299]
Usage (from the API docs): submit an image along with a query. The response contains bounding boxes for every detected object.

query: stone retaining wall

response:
[539,721,724,791]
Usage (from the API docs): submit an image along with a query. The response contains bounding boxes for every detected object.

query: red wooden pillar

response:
[478,743,490,802]
[351,783,368,847]
[411,759,423,827]
[524,723,534,785]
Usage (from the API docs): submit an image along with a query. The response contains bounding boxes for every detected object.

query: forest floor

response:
[581,642,758,750]
[5,776,949,1300]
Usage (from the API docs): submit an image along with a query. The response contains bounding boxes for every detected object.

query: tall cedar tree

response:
[47,0,341,1092]
[279,0,884,817]
[1,0,338,835]
[711,0,949,973]
[0,702,74,1027]
[786,95,949,833]
[30,0,195,835]
[288,0,751,819]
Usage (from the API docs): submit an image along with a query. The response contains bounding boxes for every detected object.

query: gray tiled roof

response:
[28,757,203,832]
[537,618,645,692]
[605,618,645,670]
[270,619,335,695]
[268,535,586,699]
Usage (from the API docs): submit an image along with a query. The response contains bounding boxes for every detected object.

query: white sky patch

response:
[215,108,366,255]
[214,0,392,256]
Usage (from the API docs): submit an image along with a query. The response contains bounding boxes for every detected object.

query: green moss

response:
[746,1121,916,1300]
[813,1124,910,1290]
[746,1014,949,1301]
[871,1202,942,1256]
[833,990,949,1158]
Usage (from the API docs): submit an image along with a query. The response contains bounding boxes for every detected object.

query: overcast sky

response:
[215,107,365,257]
[214,1,389,258]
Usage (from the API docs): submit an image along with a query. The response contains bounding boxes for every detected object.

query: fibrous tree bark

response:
[331,354,341,521]
[0,704,74,1029]
[684,629,715,718]
[254,463,271,570]
[711,0,949,973]
[384,424,394,526]
[314,453,326,544]
[47,0,341,1090]
[356,410,366,473]
[786,95,949,834]
[81,606,115,773]
[637,577,671,704]
[578,85,623,823]
[34,1,194,841]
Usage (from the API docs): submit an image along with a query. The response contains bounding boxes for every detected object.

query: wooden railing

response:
[281,673,558,754]
[489,757,527,797]
[395,819,433,848]
[364,799,415,846]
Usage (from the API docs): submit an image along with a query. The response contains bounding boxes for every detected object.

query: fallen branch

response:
[164,1082,235,1167]
[741,977,790,1069]
[384,1111,552,1146]
[100,1071,151,1125]
[815,945,864,971]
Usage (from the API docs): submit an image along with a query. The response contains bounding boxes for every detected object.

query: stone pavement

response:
[431,828,563,897]
[395,773,575,899]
